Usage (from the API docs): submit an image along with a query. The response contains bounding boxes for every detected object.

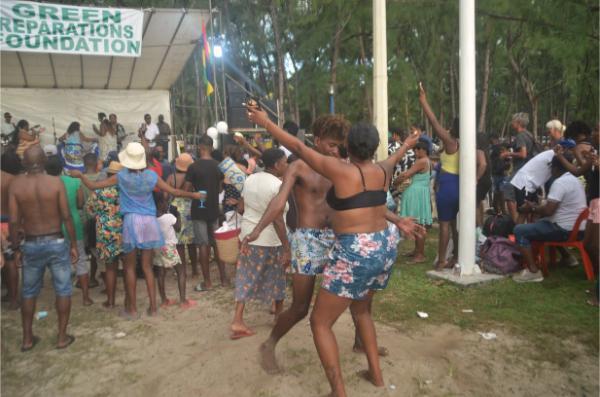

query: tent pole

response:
[458,0,477,275]
[372,0,388,161]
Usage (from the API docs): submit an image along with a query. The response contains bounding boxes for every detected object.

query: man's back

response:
[292,160,334,229]
[186,158,223,222]
[10,173,64,236]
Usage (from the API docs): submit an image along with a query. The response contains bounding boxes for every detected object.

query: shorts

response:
[192,219,218,246]
[436,172,459,222]
[322,222,400,300]
[514,220,570,248]
[503,184,537,207]
[589,198,600,224]
[290,228,335,276]
[153,244,181,268]
[22,238,72,299]
[66,239,89,276]
[476,177,492,202]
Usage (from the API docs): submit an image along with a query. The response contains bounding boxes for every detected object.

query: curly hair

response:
[311,115,350,142]
[347,122,379,161]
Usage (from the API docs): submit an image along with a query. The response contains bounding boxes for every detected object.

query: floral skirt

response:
[234,245,286,304]
[322,222,400,300]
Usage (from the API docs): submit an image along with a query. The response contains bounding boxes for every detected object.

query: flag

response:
[202,21,214,97]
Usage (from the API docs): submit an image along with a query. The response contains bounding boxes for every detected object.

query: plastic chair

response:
[532,208,595,280]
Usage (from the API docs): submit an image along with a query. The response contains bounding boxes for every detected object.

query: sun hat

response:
[175,153,194,172]
[118,142,146,170]
[106,161,124,174]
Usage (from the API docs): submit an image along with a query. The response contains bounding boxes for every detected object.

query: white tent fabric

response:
[1,8,209,90]
[1,87,170,147]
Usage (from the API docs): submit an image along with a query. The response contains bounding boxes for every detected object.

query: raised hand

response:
[247,105,270,128]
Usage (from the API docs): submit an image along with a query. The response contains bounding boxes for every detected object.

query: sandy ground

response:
[1,267,598,397]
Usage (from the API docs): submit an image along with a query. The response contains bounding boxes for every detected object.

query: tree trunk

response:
[478,39,492,133]
[358,30,373,121]
[507,31,538,137]
[270,1,286,123]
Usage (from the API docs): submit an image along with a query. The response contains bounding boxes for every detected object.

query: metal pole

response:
[458,0,477,275]
[329,84,335,114]
[209,0,219,123]
[372,0,388,161]
[219,10,227,123]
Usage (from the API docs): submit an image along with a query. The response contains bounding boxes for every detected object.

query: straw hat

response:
[106,161,124,174]
[175,153,194,172]
[118,142,146,170]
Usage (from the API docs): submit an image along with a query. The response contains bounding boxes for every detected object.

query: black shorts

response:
[476,178,492,202]
[514,187,538,207]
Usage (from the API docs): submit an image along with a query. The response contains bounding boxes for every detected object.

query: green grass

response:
[375,228,599,361]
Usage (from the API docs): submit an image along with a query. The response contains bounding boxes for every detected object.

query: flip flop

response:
[194,282,212,292]
[230,329,255,340]
[56,334,75,350]
[160,299,177,308]
[21,336,40,353]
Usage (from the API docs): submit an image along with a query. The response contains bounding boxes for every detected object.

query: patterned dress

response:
[171,197,194,245]
[86,186,123,262]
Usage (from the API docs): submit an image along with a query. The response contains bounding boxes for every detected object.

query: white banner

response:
[0,0,143,57]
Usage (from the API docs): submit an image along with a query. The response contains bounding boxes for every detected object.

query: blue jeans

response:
[22,239,72,299]
[514,220,570,248]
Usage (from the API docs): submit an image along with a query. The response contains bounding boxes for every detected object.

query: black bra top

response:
[326,163,388,211]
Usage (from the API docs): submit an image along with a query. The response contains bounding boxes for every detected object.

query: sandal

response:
[56,334,75,350]
[21,336,40,352]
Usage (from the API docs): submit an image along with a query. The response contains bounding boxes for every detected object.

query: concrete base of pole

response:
[426,269,505,287]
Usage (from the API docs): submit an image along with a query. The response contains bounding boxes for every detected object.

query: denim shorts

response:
[514,220,570,248]
[22,238,72,299]
[192,219,218,246]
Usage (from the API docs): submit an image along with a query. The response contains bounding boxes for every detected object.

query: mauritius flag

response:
[202,22,214,97]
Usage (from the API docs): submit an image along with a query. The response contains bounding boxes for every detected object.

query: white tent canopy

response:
[1,8,209,90]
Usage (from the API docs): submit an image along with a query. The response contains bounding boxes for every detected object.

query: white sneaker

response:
[513,269,544,283]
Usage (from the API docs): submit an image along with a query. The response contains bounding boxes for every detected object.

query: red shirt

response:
[148,158,163,192]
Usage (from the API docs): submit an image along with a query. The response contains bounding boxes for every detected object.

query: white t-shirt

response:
[2,121,14,136]
[547,172,587,231]
[510,150,555,193]
[143,123,159,142]
[157,213,178,245]
[240,172,288,247]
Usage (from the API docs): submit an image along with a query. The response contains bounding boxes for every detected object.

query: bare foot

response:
[356,369,384,387]
[180,299,197,309]
[146,308,159,317]
[102,301,115,309]
[411,255,426,264]
[259,341,281,374]
[230,323,255,340]
[83,298,94,306]
[353,345,389,357]
[160,298,177,308]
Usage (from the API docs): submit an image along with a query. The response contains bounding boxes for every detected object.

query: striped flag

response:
[202,21,214,96]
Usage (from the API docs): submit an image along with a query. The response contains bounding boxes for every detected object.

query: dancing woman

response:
[71,142,201,318]
[247,106,421,397]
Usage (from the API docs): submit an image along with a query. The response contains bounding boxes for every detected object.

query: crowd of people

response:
[1,85,598,396]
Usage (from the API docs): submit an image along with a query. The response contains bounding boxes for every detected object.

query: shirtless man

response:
[1,150,22,310]
[9,146,79,351]
[244,115,422,373]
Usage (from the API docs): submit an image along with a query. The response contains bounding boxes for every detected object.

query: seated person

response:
[513,156,588,282]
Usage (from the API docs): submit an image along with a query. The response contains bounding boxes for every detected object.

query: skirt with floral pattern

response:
[234,245,286,304]
[322,222,400,300]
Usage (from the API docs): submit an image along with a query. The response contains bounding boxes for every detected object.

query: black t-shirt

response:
[185,159,223,222]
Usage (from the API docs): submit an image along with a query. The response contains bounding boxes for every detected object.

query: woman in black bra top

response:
[248,106,422,397]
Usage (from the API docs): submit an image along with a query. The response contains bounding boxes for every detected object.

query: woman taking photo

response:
[398,140,432,263]
[247,106,421,397]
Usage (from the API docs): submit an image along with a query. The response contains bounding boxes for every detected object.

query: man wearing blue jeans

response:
[8,146,79,351]
[513,156,587,282]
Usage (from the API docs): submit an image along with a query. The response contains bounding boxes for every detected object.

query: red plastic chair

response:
[532,208,595,280]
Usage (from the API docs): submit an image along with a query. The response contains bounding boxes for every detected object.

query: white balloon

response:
[206,127,218,139]
[216,121,228,134]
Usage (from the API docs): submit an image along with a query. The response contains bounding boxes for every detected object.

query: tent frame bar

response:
[150,10,187,89]
[127,9,155,89]
[16,52,28,87]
